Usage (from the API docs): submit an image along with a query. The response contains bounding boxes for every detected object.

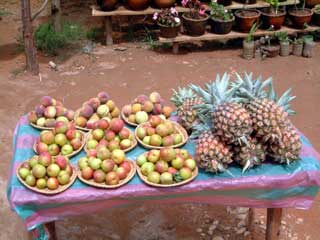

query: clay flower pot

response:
[182,13,209,36]
[217,0,233,6]
[100,0,118,11]
[209,16,235,34]
[235,9,261,33]
[158,23,181,38]
[288,8,313,29]
[154,0,176,8]
[260,9,286,30]
[127,0,150,10]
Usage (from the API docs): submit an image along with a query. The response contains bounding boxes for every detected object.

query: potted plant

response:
[127,0,150,10]
[182,0,209,36]
[259,35,280,57]
[288,0,313,28]
[154,0,176,8]
[302,35,316,57]
[292,38,304,55]
[312,4,320,25]
[209,1,235,34]
[153,8,181,38]
[275,31,291,56]
[243,23,258,59]
[261,0,286,29]
[235,5,261,33]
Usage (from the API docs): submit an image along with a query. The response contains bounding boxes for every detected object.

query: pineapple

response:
[234,72,295,143]
[192,122,233,173]
[231,136,267,172]
[171,87,203,132]
[267,123,302,164]
[191,73,253,144]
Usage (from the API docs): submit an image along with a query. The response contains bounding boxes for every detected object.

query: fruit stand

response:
[7,114,320,240]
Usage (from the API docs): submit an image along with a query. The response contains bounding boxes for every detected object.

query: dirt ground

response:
[1,1,320,240]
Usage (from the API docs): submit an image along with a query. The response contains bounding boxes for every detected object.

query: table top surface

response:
[7,115,320,232]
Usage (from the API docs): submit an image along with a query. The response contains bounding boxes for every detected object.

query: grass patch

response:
[35,22,85,55]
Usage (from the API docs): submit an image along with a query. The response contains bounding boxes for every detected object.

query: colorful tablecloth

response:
[7,116,320,239]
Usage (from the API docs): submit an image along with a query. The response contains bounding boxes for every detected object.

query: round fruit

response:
[25,175,36,187]
[162,106,173,118]
[82,167,94,180]
[58,172,71,185]
[78,157,89,170]
[142,136,151,145]
[32,164,46,178]
[61,144,73,156]
[47,177,59,190]
[155,124,169,137]
[87,139,99,150]
[47,163,61,177]
[135,111,148,124]
[111,149,125,164]
[150,134,162,146]
[160,172,173,184]
[149,115,162,128]
[36,178,47,189]
[136,127,147,140]
[93,169,106,183]
[96,146,111,160]
[29,156,39,168]
[179,167,192,180]
[116,167,128,180]
[155,160,169,174]
[120,161,131,173]
[55,155,69,170]
[105,172,119,185]
[184,159,196,170]
[141,162,155,176]
[92,129,105,141]
[147,171,160,184]
[171,156,184,169]
[147,150,160,163]
[109,118,124,133]
[48,143,60,156]
[18,168,30,180]
[89,158,102,170]
[137,155,147,166]
[101,159,115,173]
[132,103,142,114]
[168,167,178,175]
[173,134,183,145]
[160,148,176,162]
[40,131,55,145]
[119,128,130,140]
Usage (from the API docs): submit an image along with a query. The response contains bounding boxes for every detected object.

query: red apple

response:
[81,167,93,180]
[98,119,109,130]
[105,172,119,185]
[120,161,131,173]
[87,149,97,157]
[108,140,119,151]
[65,164,73,176]
[40,131,55,145]
[109,118,124,133]
[168,167,178,175]
[111,149,125,165]
[70,138,82,150]
[55,155,68,170]
[105,130,116,141]
[66,128,77,140]
[54,121,68,134]
[160,148,176,162]
[47,163,61,177]
[155,160,169,174]
[116,167,128,180]
[149,115,162,128]
[92,129,104,141]
[118,128,130,140]
[93,169,106,183]
[47,177,59,190]
[37,142,48,154]
[48,144,60,156]
[38,152,52,167]
[101,159,115,173]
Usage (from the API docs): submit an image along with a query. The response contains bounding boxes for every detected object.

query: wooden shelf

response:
[92,0,298,17]
[158,25,320,43]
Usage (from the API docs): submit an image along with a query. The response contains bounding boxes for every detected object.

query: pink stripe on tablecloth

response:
[20,115,29,125]
[24,194,314,229]
[10,170,320,207]
[16,134,37,149]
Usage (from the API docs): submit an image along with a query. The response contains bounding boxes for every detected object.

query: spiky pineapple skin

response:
[231,136,267,169]
[267,123,302,164]
[213,103,253,143]
[195,131,233,173]
[177,97,203,132]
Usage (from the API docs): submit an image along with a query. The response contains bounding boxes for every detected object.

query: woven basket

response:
[16,162,77,195]
[135,121,188,149]
[136,162,198,188]
[29,122,54,130]
[77,160,136,188]
[33,131,86,158]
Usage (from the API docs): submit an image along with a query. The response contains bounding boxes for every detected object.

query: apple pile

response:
[136,116,184,147]
[122,92,173,125]
[35,121,84,156]
[28,96,74,128]
[78,149,132,186]
[74,92,120,129]
[136,148,196,185]
[86,118,135,154]
[18,154,74,190]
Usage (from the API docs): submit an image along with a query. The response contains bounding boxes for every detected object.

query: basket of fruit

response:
[135,116,188,149]
[74,92,120,131]
[16,155,77,195]
[33,122,86,158]
[85,118,137,153]
[77,149,136,188]
[28,96,75,130]
[136,148,198,187]
[121,92,173,127]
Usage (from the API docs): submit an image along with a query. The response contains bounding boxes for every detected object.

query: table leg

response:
[44,221,57,240]
[172,42,179,54]
[105,16,113,46]
[266,208,283,240]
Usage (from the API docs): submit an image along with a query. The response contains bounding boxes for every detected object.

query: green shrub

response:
[35,22,84,55]
[86,27,104,41]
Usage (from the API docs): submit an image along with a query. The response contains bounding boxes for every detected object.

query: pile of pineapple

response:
[171,72,302,173]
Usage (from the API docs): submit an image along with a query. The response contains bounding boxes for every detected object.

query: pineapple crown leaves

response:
[268,82,296,115]
[233,72,272,103]
[170,87,197,107]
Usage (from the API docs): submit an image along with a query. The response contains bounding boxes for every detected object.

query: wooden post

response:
[172,42,179,54]
[105,16,113,45]
[52,0,61,32]
[266,208,283,240]
[21,0,39,75]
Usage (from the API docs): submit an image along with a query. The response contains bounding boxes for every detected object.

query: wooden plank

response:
[91,0,298,17]
[158,25,320,43]
[266,208,283,240]
[105,16,113,45]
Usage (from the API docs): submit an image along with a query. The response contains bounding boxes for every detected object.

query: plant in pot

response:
[275,31,291,56]
[260,35,280,57]
[302,34,316,57]
[312,4,320,26]
[209,1,235,34]
[243,23,258,59]
[292,37,304,55]
[127,0,150,10]
[153,7,181,38]
[235,5,261,33]
[261,0,286,29]
[288,0,313,29]
[182,0,209,36]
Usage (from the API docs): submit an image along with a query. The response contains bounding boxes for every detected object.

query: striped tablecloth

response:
[7,115,320,239]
